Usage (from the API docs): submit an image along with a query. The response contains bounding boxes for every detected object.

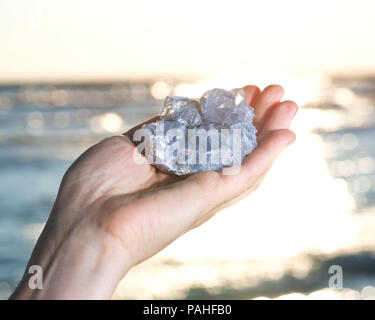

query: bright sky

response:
[1,0,375,82]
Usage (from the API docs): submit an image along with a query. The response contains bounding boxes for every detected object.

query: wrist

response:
[11,214,131,299]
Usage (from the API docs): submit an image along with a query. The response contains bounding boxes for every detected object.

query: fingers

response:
[243,85,261,106]
[189,129,295,212]
[219,129,295,200]
[258,100,298,143]
[253,85,284,129]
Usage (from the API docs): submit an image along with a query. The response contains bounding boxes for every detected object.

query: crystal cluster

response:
[140,88,257,175]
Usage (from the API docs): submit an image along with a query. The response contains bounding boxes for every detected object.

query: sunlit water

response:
[1,74,375,299]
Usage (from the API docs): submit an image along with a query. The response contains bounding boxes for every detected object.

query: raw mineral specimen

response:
[139,88,257,175]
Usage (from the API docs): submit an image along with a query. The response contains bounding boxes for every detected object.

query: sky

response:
[1,0,375,82]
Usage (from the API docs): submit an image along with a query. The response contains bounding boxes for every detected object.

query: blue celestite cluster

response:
[141,88,257,175]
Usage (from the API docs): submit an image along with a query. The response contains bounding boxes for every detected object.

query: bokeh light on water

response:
[1,72,375,299]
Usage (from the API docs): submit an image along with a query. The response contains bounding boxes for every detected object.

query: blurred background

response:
[1,0,375,300]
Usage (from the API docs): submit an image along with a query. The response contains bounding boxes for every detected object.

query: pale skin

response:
[10,84,298,299]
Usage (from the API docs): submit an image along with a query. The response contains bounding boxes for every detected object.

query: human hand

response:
[11,84,298,299]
